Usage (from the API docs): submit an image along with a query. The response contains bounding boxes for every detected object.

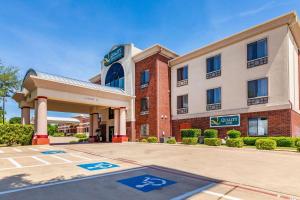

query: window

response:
[140,124,149,136]
[140,70,149,87]
[177,66,188,86]
[247,78,268,105]
[105,63,125,89]
[206,88,221,110]
[248,117,268,136]
[141,97,149,114]
[177,94,188,114]
[247,38,268,68]
[108,108,114,119]
[206,54,221,79]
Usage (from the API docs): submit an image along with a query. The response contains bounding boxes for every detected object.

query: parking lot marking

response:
[78,162,119,171]
[6,158,22,168]
[13,148,22,152]
[31,156,50,165]
[203,190,241,200]
[69,153,92,160]
[41,150,66,155]
[50,155,72,163]
[28,148,39,152]
[0,167,147,196]
[39,146,53,150]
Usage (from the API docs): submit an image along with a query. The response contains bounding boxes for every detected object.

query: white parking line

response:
[6,158,22,168]
[0,167,147,195]
[28,148,39,152]
[13,148,22,152]
[39,146,53,150]
[50,155,72,163]
[69,153,92,160]
[203,190,242,200]
[31,156,50,165]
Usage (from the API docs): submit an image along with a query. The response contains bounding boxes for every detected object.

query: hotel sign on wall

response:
[210,115,240,127]
[104,45,124,66]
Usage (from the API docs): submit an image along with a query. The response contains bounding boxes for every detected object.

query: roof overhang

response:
[170,12,300,66]
[132,44,178,63]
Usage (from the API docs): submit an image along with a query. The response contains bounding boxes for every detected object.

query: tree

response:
[48,124,58,136]
[9,117,21,124]
[0,62,21,124]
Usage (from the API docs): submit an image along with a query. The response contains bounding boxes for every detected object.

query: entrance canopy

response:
[13,69,134,113]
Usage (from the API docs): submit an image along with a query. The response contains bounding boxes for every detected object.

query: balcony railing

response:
[177,79,188,87]
[140,110,149,115]
[177,107,188,114]
[206,103,221,111]
[247,56,268,68]
[206,69,221,79]
[247,96,268,106]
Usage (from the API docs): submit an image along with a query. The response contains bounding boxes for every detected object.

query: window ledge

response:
[206,69,221,79]
[247,96,268,106]
[247,56,268,68]
[140,83,149,89]
[206,103,221,111]
[177,108,188,114]
[140,111,149,115]
[177,79,188,87]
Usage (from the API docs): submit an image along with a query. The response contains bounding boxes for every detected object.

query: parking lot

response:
[0,143,299,200]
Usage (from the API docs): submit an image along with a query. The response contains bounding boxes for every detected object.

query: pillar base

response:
[112,135,128,143]
[32,135,49,145]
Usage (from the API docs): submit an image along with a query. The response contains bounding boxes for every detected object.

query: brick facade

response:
[172,109,293,141]
[135,54,172,140]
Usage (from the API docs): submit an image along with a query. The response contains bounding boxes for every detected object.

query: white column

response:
[114,108,120,136]
[34,100,38,133]
[119,107,126,136]
[36,97,48,135]
[21,107,30,125]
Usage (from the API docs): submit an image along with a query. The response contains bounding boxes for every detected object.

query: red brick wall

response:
[172,109,291,141]
[291,110,300,137]
[135,54,171,140]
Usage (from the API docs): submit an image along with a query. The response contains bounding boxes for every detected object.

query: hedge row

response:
[226,138,244,148]
[243,137,300,147]
[182,137,198,145]
[0,124,34,146]
[181,129,201,138]
[204,138,221,146]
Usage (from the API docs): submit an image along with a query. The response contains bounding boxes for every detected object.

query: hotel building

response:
[13,12,300,144]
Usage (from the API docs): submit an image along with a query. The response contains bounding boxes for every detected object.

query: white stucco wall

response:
[171,25,293,119]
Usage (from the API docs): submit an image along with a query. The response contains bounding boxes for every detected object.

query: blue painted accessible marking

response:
[77,162,119,171]
[41,150,66,155]
[118,174,176,192]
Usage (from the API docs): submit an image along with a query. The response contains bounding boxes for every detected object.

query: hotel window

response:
[247,78,268,105]
[108,108,114,119]
[247,38,268,68]
[248,117,268,136]
[206,87,221,111]
[140,70,149,88]
[140,124,149,136]
[177,65,188,87]
[177,94,188,114]
[206,54,221,79]
[140,97,149,115]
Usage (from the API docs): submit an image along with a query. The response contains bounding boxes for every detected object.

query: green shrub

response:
[52,132,65,137]
[167,138,176,144]
[182,137,198,145]
[69,140,78,144]
[147,137,158,143]
[296,140,300,147]
[297,147,300,152]
[226,138,244,148]
[227,130,241,138]
[270,137,295,147]
[140,138,148,143]
[204,138,221,146]
[75,133,87,138]
[256,139,277,150]
[0,124,34,146]
[78,138,88,143]
[203,129,218,138]
[243,137,259,145]
[181,129,201,138]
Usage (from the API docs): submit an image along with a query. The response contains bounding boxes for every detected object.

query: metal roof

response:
[22,69,126,95]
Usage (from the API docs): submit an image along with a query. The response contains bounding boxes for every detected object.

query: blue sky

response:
[1,0,299,119]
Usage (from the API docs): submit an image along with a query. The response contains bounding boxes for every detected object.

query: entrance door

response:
[99,124,106,142]
[108,126,114,142]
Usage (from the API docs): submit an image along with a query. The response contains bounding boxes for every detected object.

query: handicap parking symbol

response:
[77,162,119,171]
[41,150,66,155]
[118,174,176,192]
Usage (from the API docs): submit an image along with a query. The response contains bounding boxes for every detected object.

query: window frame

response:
[140,69,150,88]
[206,54,221,73]
[206,87,221,105]
[140,97,149,115]
[247,77,268,99]
[140,124,149,136]
[177,94,188,114]
[247,38,268,62]
[177,65,188,87]
[247,117,268,136]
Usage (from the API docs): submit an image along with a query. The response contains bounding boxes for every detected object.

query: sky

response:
[0,0,299,120]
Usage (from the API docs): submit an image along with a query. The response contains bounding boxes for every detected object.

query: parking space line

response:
[50,155,72,163]
[31,156,50,165]
[69,153,92,160]
[0,167,147,196]
[171,183,217,200]
[204,190,242,200]
[39,146,53,150]
[28,148,39,152]
[6,158,22,168]
[13,148,22,152]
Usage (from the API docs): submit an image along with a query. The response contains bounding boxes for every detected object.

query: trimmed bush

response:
[78,138,88,143]
[256,139,277,150]
[182,137,198,145]
[167,138,176,144]
[69,140,78,144]
[0,124,34,146]
[226,138,244,148]
[140,138,148,143]
[271,137,295,147]
[203,129,218,138]
[147,137,158,143]
[181,129,201,138]
[75,133,87,138]
[227,130,241,138]
[52,132,65,137]
[204,138,221,146]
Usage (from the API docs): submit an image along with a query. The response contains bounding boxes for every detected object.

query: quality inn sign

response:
[104,45,124,66]
[210,115,240,127]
